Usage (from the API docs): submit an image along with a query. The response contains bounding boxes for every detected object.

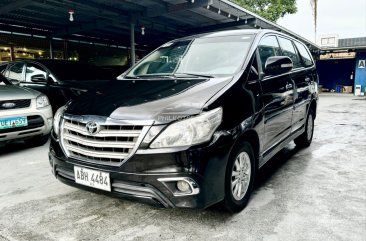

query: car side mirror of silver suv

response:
[31,74,47,82]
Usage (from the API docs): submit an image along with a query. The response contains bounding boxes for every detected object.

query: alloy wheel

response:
[231,151,251,201]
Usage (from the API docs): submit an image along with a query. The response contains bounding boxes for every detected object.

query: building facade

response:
[318,35,366,95]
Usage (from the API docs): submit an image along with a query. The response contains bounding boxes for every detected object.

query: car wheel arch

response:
[309,99,317,119]
[229,129,260,169]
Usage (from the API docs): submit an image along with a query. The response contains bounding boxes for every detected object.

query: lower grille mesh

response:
[0,99,31,110]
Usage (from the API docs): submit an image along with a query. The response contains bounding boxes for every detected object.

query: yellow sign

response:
[320,52,356,60]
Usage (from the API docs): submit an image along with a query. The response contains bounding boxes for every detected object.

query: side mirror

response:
[265,56,293,76]
[10,79,20,85]
[31,74,47,82]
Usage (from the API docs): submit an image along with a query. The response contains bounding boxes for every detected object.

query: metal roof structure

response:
[0,0,321,55]
[320,37,366,54]
[339,37,366,48]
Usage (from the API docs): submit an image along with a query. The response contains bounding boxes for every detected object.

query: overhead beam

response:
[65,0,187,36]
[0,12,64,30]
[0,0,33,15]
[189,18,256,33]
[0,19,52,35]
[52,19,122,37]
[85,26,177,45]
[146,0,208,18]
[71,0,138,18]
[51,17,186,39]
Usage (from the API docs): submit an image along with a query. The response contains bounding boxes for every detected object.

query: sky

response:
[277,0,366,43]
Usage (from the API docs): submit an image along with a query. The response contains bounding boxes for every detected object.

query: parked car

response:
[49,30,318,212]
[0,73,52,146]
[0,60,115,111]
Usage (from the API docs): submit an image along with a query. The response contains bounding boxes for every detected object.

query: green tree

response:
[231,0,297,22]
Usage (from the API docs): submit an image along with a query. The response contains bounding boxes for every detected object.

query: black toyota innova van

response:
[49,29,318,212]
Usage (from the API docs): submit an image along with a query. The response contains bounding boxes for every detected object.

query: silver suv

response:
[0,73,52,146]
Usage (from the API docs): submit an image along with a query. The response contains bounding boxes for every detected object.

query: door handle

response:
[285,83,293,90]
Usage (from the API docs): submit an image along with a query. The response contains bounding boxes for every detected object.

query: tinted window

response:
[278,37,302,68]
[258,36,281,71]
[26,63,47,82]
[6,63,24,83]
[294,42,313,67]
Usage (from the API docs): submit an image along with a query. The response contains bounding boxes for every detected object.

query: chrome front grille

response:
[60,117,149,166]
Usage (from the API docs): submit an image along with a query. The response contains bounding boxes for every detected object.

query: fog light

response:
[177,180,191,192]
[158,177,200,196]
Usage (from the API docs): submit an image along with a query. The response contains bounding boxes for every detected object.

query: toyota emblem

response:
[86,122,99,135]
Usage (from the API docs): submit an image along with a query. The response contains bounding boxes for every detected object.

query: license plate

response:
[74,166,111,192]
[0,117,28,130]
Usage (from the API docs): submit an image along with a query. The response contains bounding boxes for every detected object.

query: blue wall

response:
[316,59,355,91]
[354,52,366,93]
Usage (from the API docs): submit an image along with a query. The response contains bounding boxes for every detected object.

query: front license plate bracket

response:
[74,166,111,192]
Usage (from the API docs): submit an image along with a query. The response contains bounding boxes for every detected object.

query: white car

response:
[0,73,52,146]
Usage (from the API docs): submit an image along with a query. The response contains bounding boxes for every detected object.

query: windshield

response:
[126,35,254,78]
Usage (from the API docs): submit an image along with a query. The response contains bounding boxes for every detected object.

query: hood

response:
[66,77,232,124]
[59,79,111,90]
[0,85,40,101]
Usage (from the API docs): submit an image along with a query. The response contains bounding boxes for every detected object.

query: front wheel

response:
[223,142,255,213]
[294,109,314,147]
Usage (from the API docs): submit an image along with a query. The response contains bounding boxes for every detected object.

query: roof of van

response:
[174,29,277,42]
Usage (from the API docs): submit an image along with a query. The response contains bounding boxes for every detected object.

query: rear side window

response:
[278,37,302,68]
[258,35,281,71]
[294,41,313,67]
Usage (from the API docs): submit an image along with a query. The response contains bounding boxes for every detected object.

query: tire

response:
[223,141,256,213]
[25,134,50,147]
[294,109,315,148]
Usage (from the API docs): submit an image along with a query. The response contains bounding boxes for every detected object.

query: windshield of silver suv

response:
[126,34,254,78]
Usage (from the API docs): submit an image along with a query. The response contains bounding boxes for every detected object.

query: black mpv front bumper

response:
[49,135,233,209]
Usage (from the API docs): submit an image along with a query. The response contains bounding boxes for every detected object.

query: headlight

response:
[150,107,222,148]
[36,95,50,109]
[53,106,66,137]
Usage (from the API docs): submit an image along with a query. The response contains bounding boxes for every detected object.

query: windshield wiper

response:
[136,74,176,78]
[174,73,213,78]
[127,73,213,79]
[124,76,141,79]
